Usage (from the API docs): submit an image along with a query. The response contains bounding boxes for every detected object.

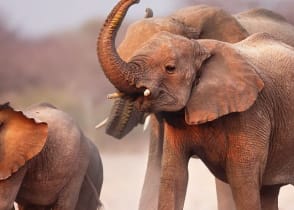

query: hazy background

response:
[0,0,293,209]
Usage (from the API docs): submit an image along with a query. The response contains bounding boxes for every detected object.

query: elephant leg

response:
[227,155,264,210]
[229,179,261,210]
[158,126,189,210]
[227,157,264,210]
[0,167,27,210]
[215,178,236,210]
[51,168,87,210]
[74,174,103,210]
[260,185,281,210]
[226,123,270,210]
[139,114,164,210]
[52,146,90,210]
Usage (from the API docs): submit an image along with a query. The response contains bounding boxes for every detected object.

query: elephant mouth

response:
[135,88,178,112]
[135,96,152,112]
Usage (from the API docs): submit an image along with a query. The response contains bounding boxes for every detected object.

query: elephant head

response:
[117,4,249,61]
[97,0,264,124]
[99,1,250,139]
[0,103,48,179]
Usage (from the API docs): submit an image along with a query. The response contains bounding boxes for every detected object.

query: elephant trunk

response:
[106,98,146,139]
[97,0,142,94]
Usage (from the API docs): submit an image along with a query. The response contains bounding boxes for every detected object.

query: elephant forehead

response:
[138,32,191,57]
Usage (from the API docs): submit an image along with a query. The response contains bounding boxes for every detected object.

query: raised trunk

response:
[97,0,142,94]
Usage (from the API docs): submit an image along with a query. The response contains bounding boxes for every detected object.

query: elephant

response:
[97,0,294,209]
[99,1,294,210]
[0,102,103,210]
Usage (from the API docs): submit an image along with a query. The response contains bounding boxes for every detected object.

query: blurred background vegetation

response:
[1,0,294,154]
[0,10,148,153]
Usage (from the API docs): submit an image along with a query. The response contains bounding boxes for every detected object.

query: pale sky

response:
[0,0,283,38]
[0,0,187,38]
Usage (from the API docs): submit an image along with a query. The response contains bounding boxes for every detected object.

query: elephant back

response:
[235,8,294,47]
[22,103,86,190]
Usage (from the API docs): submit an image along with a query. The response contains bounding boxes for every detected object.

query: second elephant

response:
[0,103,103,210]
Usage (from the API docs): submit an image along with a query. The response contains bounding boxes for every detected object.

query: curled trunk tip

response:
[97,0,141,94]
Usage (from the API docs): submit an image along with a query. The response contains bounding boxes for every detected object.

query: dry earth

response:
[100,152,293,210]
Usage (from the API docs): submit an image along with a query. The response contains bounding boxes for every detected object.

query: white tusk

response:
[14,203,19,210]
[143,115,151,131]
[95,117,109,129]
[107,92,124,99]
[144,89,151,96]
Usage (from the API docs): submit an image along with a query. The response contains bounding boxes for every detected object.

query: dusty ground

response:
[100,152,293,210]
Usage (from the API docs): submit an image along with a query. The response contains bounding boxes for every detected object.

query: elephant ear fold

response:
[185,41,264,125]
[0,103,48,180]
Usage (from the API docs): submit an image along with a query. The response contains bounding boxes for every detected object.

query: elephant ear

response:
[185,40,264,125]
[0,103,48,180]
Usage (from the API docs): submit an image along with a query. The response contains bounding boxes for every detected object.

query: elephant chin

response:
[135,96,153,112]
[135,94,180,113]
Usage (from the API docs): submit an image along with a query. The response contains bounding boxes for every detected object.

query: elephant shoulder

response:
[236,33,294,77]
[237,32,294,53]
[172,5,247,42]
[235,9,294,47]
[172,4,224,17]
[24,104,86,172]
[171,5,229,26]
[24,103,82,145]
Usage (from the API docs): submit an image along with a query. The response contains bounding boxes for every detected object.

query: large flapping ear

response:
[0,103,48,180]
[171,5,248,43]
[185,40,264,125]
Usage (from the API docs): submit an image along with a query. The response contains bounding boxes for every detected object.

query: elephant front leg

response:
[139,115,164,210]
[227,152,266,210]
[229,178,262,210]
[215,178,236,210]
[158,132,189,210]
[260,185,281,210]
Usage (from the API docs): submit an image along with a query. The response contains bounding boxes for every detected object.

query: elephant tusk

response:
[107,92,125,99]
[14,203,19,210]
[143,115,151,131]
[95,117,109,129]
[144,89,151,96]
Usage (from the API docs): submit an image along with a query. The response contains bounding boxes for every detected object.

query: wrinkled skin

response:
[0,103,103,210]
[122,32,294,210]
[103,2,294,210]
[103,28,294,210]
[97,1,294,210]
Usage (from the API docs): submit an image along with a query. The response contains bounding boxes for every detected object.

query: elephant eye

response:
[165,65,176,74]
